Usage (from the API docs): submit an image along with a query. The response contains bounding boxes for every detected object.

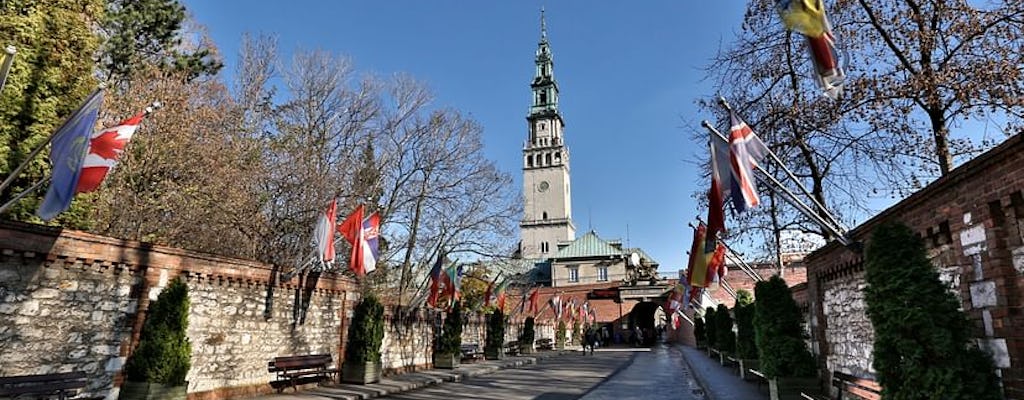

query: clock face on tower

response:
[538,181,550,192]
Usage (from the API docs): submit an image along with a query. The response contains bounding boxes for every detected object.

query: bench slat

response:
[0,372,86,385]
[845,385,881,400]
[0,380,87,396]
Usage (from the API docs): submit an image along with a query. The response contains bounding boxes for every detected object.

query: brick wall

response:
[805,135,1024,398]
[0,221,529,400]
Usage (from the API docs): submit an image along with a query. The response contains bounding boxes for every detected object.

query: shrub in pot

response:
[342,293,385,384]
[433,302,462,369]
[484,310,505,359]
[754,275,817,400]
[519,317,536,354]
[120,277,191,400]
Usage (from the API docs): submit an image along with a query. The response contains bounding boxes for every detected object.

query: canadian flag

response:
[76,113,145,193]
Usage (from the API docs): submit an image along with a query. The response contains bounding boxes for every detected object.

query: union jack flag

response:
[727,110,768,212]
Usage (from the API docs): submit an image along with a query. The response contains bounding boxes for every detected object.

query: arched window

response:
[554,152,561,161]
[542,212,548,220]
[527,155,534,167]
[546,153,552,165]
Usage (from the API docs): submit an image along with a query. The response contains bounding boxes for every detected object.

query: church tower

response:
[520,9,575,259]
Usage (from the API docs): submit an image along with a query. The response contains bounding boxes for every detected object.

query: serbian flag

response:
[312,200,337,268]
[728,110,768,212]
[76,112,145,193]
[528,288,540,314]
[427,252,445,308]
[37,89,104,221]
[338,205,380,276]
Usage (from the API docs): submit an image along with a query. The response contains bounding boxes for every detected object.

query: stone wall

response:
[805,135,1024,398]
[0,221,542,400]
[820,274,873,376]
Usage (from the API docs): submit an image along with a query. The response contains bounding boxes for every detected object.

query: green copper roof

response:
[553,231,623,259]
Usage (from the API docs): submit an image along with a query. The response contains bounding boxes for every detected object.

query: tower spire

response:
[540,7,547,42]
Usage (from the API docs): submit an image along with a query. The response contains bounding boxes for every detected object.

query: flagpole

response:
[701,120,851,246]
[0,177,47,215]
[0,88,104,196]
[717,97,848,235]
[0,46,16,93]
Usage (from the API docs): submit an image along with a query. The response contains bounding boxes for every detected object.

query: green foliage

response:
[753,275,815,378]
[485,310,505,354]
[0,0,103,223]
[571,321,581,344]
[735,289,754,306]
[865,222,1001,400]
[124,276,191,384]
[704,306,718,349]
[436,302,463,356]
[715,303,735,355]
[345,293,385,364]
[694,316,706,347]
[101,0,221,84]
[555,320,567,347]
[519,317,535,346]
[734,299,758,359]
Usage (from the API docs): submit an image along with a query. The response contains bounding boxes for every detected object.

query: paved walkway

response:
[579,345,705,400]
[676,346,768,400]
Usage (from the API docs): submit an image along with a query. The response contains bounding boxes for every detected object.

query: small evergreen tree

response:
[519,317,536,347]
[704,306,718,349]
[734,290,758,359]
[124,276,191,384]
[715,303,736,355]
[437,302,463,356]
[485,310,506,355]
[694,316,706,348]
[865,222,1001,399]
[571,321,581,345]
[555,320,567,347]
[753,275,815,379]
[344,293,385,365]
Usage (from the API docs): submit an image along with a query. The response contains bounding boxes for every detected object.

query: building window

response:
[568,265,579,283]
[598,266,608,282]
[546,153,552,165]
[541,242,549,253]
[527,155,533,167]
[542,212,548,220]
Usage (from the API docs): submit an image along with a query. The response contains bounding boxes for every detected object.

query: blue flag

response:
[37,90,104,220]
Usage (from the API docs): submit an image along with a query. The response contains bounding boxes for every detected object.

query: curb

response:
[673,345,715,400]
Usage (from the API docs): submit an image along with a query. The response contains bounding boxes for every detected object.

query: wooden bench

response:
[800,371,881,400]
[268,354,338,392]
[0,372,87,400]
[535,338,553,350]
[460,343,483,363]
[747,368,768,392]
[504,341,520,356]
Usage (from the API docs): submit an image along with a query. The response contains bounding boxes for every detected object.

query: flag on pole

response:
[484,277,496,308]
[528,287,540,314]
[338,205,379,276]
[686,224,710,288]
[550,294,562,320]
[427,251,445,308]
[37,90,104,221]
[727,110,768,212]
[75,112,146,193]
[777,0,845,99]
[707,138,729,246]
[442,262,463,307]
[312,199,337,268]
[0,46,16,94]
[495,280,509,313]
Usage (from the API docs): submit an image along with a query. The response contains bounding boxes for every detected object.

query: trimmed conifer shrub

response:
[716,303,736,355]
[734,290,758,359]
[519,317,536,346]
[485,310,506,354]
[865,221,1001,399]
[437,302,463,356]
[345,293,385,365]
[704,306,718,349]
[123,276,191,384]
[572,321,581,345]
[753,275,815,378]
[694,316,706,347]
[555,320,567,347]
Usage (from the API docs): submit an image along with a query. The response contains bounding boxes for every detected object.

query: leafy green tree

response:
[716,303,736,355]
[704,306,718,349]
[345,293,385,365]
[123,276,191,384]
[734,289,758,359]
[436,302,462,356]
[753,275,815,379]
[0,0,103,223]
[101,0,221,84]
[865,222,1000,399]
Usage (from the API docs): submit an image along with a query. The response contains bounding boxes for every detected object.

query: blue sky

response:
[181,1,764,275]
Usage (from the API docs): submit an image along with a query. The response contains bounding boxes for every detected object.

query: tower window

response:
[554,152,561,161]
[598,266,609,282]
[568,265,579,283]
[546,153,552,165]
[527,155,534,167]
[542,212,548,220]
[540,242,549,253]
[539,91,547,104]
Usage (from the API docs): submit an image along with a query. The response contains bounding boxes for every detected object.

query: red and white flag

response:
[312,200,337,268]
[727,110,768,212]
[338,205,380,276]
[76,112,145,193]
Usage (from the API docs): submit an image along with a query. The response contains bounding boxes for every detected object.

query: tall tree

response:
[841,0,1024,176]
[100,0,222,85]
[0,0,104,223]
[864,221,1001,399]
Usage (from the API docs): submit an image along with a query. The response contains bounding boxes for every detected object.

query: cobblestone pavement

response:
[579,345,705,400]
